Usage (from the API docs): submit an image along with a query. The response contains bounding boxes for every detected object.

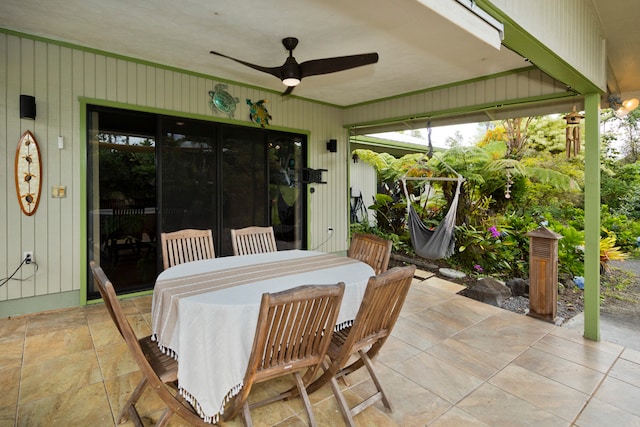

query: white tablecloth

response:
[151,250,374,422]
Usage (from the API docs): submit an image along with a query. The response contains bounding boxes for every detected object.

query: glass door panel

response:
[219,127,268,255]
[268,133,305,250]
[87,107,158,297]
[160,118,218,247]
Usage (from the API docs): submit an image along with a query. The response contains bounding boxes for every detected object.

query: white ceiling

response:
[1,0,638,107]
[592,0,640,100]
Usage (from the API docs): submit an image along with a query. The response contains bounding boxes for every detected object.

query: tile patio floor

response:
[1,270,640,426]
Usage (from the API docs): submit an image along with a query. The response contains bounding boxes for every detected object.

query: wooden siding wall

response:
[343,68,568,128]
[0,32,348,306]
[489,0,606,91]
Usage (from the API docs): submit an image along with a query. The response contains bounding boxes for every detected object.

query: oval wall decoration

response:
[14,130,42,216]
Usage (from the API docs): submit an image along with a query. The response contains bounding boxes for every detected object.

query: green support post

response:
[583,93,600,341]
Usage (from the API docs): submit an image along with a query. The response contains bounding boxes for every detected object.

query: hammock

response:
[277,191,295,226]
[402,176,463,259]
[400,121,464,259]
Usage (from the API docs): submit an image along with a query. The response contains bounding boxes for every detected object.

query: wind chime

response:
[563,106,585,158]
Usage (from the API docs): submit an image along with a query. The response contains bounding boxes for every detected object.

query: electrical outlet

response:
[23,251,33,264]
[327,227,334,234]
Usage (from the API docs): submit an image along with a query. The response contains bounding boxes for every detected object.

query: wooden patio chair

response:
[89,261,209,427]
[230,226,277,256]
[160,228,215,269]
[222,283,345,427]
[347,233,393,274]
[307,265,416,427]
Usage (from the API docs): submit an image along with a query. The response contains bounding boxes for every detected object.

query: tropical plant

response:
[599,235,629,272]
[367,193,406,235]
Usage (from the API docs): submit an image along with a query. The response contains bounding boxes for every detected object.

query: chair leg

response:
[329,375,356,427]
[241,401,253,427]
[359,349,392,411]
[154,408,174,427]
[293,371,317,427]
[118,376,149,424]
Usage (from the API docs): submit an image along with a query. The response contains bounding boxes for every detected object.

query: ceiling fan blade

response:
[282,85,295,96]
[210,50,282,79]
[299,53,379,78]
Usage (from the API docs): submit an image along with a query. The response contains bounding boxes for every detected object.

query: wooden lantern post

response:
[526,226,563,323]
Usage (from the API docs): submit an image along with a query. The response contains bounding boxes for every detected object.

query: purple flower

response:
[474,264,483,272]
[488,226,501,238]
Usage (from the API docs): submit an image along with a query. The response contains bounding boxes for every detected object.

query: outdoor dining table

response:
[151,249,375,423]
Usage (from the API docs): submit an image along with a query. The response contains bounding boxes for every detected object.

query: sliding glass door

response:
[87,106,306,298]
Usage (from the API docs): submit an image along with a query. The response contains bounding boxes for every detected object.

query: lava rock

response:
[505,278,529,297]
[465,277,512,307]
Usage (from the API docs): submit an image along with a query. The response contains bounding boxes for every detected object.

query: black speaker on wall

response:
[326,139,337,152]
[20,95,36,120]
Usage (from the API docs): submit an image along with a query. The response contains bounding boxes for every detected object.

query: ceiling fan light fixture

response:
[608,94,639,118]
[622,98,639,111]
[282,77,301,87]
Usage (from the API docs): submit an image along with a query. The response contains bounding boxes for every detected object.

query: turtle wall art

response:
[208,84,239,118]
[246,99,272,127]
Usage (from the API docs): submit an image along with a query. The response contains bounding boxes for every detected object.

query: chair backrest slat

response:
[230,226,277,256]
[161,228,215,269]
[347,233,393,274]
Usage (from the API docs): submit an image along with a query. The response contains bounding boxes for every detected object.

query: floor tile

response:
[513,347,604,394]
[23,325,94,365]
[457,383,568,427]
[95,340,139,379]
[0,404,16,426]
[351,366,451,426]
[574,396,640,426]
[592,375,640,416]
[391,316,449,351]
[409,298,492,336]
[551,326,625,356]
[0,336,24,370]
[377,335,422,367]
[422,277,466,294]
[401,290,450,317]
[426,338,510,381]
[17,381,113,427]
[394,352,484,403]
[621,347,640,364]
[19,349,103,404]
[0,366,21,410]
[25,307,87,336]
[533,333,621,373]
[0,315,27,340]
[131,295,153,313]
[608,357,640,387]
[451,319,539,361]
[428,407,491,426]
[489,364,589,421]
[413,269,434,280]
[103,370,166,423]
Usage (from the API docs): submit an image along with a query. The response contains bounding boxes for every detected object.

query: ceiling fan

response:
[210,37,379,95]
